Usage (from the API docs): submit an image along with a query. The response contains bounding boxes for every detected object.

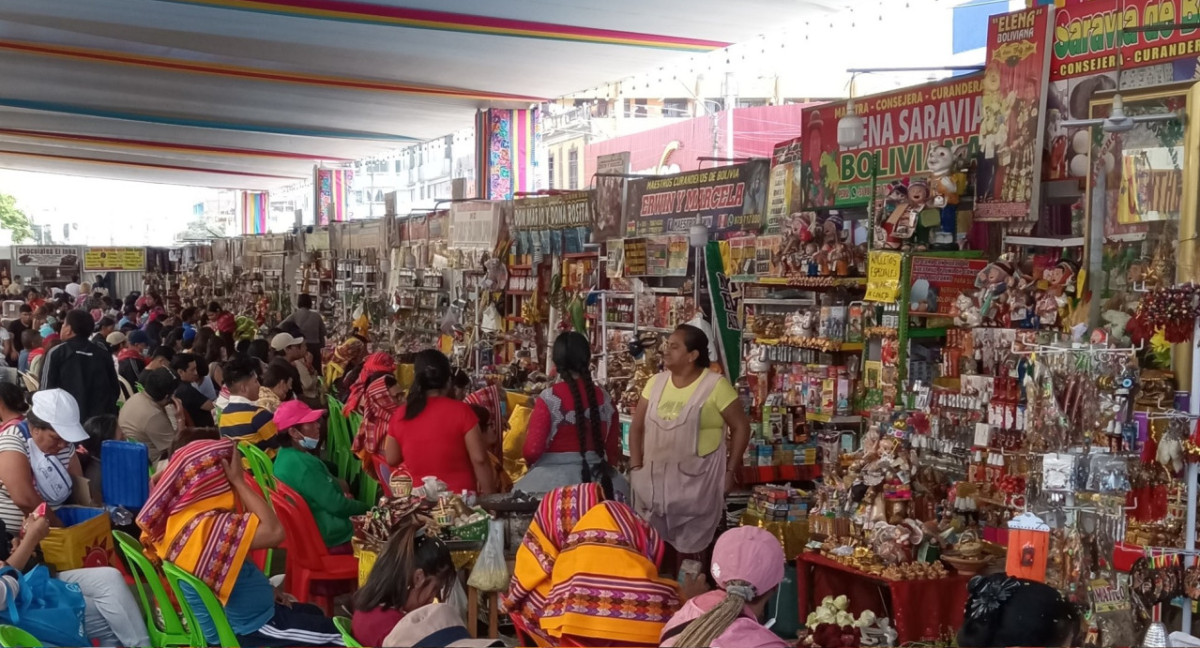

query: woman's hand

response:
[724,469,740,494]
[22,514,50,544]
[222,455,243,485]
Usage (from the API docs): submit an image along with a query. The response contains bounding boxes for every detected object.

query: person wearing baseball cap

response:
[118,329,150,388]
[660,526,790,648]
[271,332,320,403]
[272,400,368,549]
[0,389,89,530]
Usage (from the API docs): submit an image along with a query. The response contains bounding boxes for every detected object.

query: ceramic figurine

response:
[926,143,969,244]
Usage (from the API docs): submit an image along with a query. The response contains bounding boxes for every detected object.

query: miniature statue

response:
[877,180,909,250]
[926,143,969,244]
[975,259,1015,323]
[950,292,982,328]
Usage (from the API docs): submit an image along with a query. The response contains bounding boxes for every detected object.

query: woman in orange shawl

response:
[502,483,605,646]
[137,438,340,646]
[541,500,684,647]
[323,334,367,393]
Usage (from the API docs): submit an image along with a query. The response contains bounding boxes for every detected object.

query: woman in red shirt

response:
[515,332,625,500]
[385,349,496,495]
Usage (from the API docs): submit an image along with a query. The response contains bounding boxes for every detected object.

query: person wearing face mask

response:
[660,526,790,648]
[272,400,369,550]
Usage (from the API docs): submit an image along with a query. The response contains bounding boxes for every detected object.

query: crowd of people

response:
[0,281,1084,648]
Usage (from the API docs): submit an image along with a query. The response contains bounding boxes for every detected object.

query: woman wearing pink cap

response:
[659,526,790,648]
[273,400,369,550]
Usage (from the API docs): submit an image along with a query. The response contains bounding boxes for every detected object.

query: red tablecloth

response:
[796,552,971,644]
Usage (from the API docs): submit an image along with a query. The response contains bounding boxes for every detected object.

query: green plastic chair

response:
[112,530,192,648]
[333,616,361,648]
[326,413,354,482]
[238,442,277,494]
[160,561,241,648]
[0,625,42,648]
[357,472,380,507]
[236,442,277,575]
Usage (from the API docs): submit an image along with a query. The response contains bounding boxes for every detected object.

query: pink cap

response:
[710,526,785,597]
[274,400,323,431]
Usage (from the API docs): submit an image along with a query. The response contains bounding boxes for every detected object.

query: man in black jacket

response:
[41,309,120,422]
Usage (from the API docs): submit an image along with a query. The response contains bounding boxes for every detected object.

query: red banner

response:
[800,76,983,209]
[976,6,1053,221]
[1052,0,1200,80]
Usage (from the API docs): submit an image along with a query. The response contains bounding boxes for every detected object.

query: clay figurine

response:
[926,143,969,243]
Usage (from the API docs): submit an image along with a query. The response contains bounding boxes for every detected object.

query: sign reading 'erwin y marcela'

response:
[624,160,770,239]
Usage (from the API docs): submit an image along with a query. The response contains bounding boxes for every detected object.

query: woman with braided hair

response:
[515,332,627,499]
[660,526,789,648]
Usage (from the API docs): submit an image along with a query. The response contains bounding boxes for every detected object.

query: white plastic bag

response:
[467,519,508,592]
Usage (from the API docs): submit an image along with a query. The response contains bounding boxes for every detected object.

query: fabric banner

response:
[315,168,352,226]
[705,241,742,379]
[84,247,146,272]
[624,160,770,238]
[801,75,983,209]
[240,190,268,235]
[477,108,538,201]
[975,6,1053,221]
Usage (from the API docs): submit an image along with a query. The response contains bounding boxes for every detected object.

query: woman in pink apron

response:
[628,324,752,560]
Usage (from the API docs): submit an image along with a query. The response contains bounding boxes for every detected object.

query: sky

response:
[0,169,217,247]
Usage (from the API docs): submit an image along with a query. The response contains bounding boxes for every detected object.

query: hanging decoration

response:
[240,190,268,235]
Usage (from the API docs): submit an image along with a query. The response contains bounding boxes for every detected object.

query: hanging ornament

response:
[1128,282,1200,344]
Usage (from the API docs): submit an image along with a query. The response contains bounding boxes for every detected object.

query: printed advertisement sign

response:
[84,247,146,272]
[909,256,989,315]
[595,152,630,242]
[766,137,804,232]
[976,6,1053,221]
[623,237,647,277]
[14,247,79,267]
[801,75,984,209]
[511,193,592,231]
[1047,0,1200,181]
[1051,0,1200,81]
[624,161,770,238]
[449,201,502,250]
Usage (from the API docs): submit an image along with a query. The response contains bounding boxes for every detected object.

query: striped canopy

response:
[0,0,838,189]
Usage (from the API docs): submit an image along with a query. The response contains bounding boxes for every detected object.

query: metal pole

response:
[1185,315,1200,632]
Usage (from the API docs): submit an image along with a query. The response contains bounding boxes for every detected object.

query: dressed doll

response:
[926,143,969,242]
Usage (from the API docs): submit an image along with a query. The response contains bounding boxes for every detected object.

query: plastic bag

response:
[467,519,509,592]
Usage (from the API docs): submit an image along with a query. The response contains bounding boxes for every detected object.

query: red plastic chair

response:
[240,473,275,574]
[507,613,539,647]
[268,482,358,614]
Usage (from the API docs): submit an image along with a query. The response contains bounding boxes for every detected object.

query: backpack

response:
[0,565,88,647]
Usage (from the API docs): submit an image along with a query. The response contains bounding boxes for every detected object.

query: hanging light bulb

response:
[1103,93,1135,133]
[838,74,866,149]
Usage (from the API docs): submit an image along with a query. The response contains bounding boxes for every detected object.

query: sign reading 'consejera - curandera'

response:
[624,160,770,239]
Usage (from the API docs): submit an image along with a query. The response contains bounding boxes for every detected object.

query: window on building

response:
[568,149,579,190]
[548,153,557,190]
[664,98,690,116]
